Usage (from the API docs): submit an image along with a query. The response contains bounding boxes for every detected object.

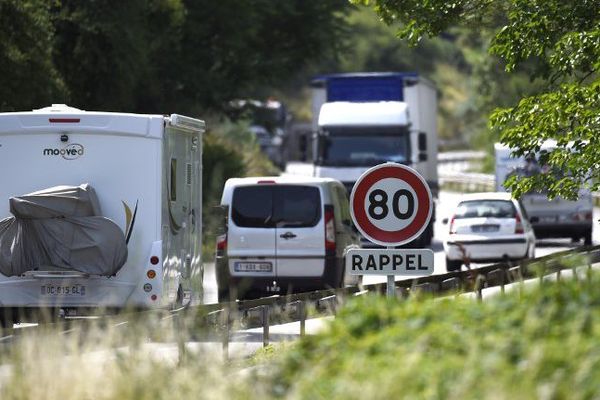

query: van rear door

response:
[228,186,276,278]
[274,185,325,278]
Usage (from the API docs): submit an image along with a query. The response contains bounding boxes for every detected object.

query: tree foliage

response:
[356,0,600,199]
[0,0,349,115]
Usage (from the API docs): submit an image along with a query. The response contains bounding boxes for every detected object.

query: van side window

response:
[170,158,177,201]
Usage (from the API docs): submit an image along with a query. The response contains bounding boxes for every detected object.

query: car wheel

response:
[446,258,462,272]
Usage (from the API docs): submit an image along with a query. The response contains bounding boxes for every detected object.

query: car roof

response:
[457,192,516,202]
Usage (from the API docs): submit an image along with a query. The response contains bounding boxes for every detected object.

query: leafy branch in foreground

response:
[356,0,600,199]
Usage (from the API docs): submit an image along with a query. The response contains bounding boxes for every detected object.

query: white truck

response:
[495,142,593,244]
[0,104,205,325]
[285,72,438,246]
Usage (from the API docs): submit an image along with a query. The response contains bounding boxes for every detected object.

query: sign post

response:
[348,163,435,298]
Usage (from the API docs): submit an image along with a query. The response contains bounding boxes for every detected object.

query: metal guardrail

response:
[2,245,598,362]
[181,244,600,359]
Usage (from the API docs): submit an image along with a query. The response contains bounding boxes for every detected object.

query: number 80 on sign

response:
[350,163,433,247]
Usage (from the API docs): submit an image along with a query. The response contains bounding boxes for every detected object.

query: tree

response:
[356,0,600,199]
[0,0,65,111]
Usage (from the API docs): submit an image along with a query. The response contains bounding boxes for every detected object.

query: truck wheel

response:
[446,258,462,272]
[584,229,593,246]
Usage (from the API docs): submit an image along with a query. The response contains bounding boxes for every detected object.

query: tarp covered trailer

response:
[0,105,205,323]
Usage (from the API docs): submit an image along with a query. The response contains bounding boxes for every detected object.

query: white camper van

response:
[0,105,205,324]
[495,142,593,244]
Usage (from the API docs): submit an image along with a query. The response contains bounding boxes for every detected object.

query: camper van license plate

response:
[40,284,86,296]
[234,262,272,272]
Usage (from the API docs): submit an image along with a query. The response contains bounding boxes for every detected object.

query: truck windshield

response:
[319,127,409,167]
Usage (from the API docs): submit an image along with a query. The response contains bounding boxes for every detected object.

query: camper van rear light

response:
[143,283,152,292]
[151,294,157,301]
[147,270,156,279]
[49,118,80,123]
[324,205,336,253]
[258,180,276,184]
[150,256,159,265]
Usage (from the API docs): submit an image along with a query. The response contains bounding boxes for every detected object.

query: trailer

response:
[0,105,205,324]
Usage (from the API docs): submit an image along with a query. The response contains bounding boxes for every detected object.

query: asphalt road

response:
[203,190,600,303]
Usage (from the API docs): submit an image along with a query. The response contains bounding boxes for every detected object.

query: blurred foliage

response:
[354,0,600,199]
[264,272,600,399]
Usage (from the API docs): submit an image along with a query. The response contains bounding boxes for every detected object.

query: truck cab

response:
[302,72,439,247]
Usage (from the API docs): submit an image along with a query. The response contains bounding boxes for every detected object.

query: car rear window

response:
[231,185,321,228]
[454,200,516,219]
[231,186,274,228]
[274,185,321,228]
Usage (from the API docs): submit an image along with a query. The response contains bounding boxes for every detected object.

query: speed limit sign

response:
[350,163,432,247]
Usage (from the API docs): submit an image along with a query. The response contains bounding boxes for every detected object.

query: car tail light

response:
[449,216,456,234]
[515,214,524,234]
[216,233,227,256]
[324,205,336,253]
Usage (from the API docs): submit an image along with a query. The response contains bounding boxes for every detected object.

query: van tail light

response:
[449,217,456,234]
[515,214,524,234]
[216,233,227,256]
[324,205,336,254]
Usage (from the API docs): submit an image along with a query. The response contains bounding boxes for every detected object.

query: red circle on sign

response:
[350,163,432,246]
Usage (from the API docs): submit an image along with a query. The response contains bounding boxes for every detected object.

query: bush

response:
[265,273,600,399]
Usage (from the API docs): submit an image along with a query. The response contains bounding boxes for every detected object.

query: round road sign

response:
[350,163,432,247]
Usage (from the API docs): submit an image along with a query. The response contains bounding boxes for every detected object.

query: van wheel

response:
[584,229,593,246]
[0,308,14,329]
[218,288,230,303]
[446,258,462,272]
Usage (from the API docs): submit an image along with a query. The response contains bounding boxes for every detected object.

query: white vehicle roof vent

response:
[32,104,84,113]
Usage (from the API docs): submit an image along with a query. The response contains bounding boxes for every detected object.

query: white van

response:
[0,105,205,324]
[215,176,359,301]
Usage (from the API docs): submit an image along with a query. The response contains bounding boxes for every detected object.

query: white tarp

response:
[0,184,128,276]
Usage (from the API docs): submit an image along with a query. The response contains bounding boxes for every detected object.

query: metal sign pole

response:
[386,246,395,298]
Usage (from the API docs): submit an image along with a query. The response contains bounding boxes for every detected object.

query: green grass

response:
[2,273,600,399]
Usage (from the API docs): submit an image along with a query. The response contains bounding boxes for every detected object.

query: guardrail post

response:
[475,275,485,301]
[299,301,306,337]
[221,308,229,362]
[262,305,270,347]
[175,312,186,365]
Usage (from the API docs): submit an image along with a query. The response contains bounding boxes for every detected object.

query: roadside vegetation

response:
[2,272,600,399]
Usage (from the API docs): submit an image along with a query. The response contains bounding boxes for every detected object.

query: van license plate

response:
[234,262,272,272]
[41,284,86,296]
